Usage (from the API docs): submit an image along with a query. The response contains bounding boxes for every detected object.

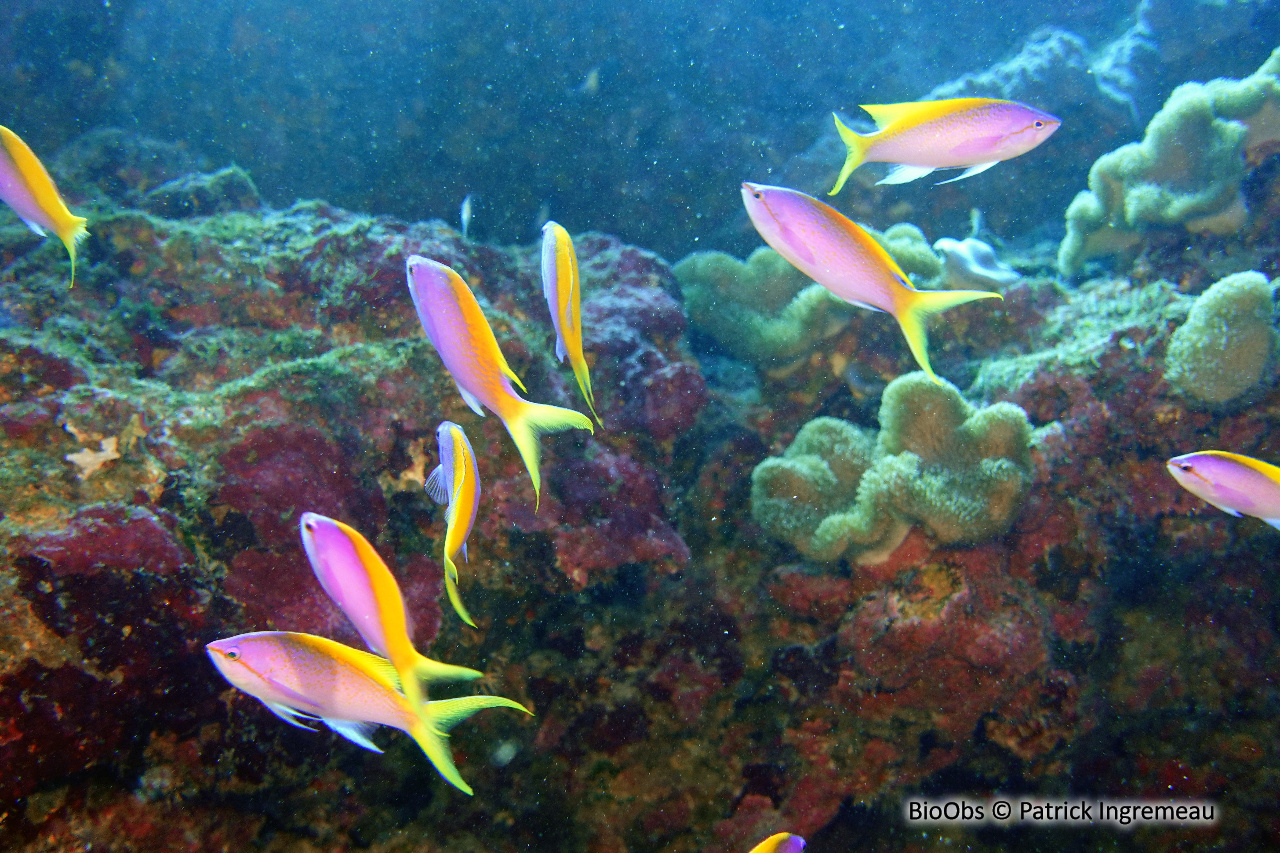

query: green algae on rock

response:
[1058,46,1280,277]
[970,276,1191,399]
[751,372,1033,563]
[1164,270,1277,406]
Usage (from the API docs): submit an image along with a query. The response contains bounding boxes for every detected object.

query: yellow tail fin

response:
[58,215,88,288]
[893,288,1003,384]
[569,356,601,427]
[830,113,872,196]
[409,696,532,795]
[442,553,478,628]
[412,651,483,685]
[501,400,593,510]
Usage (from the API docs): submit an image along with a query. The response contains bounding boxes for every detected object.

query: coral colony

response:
[0,24,1279,853]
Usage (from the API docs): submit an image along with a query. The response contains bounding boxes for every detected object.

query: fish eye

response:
[1178,463,1193,472]
[303,520,315,531]
[753,191,762,199]
[1034,120,1044,129]
[226,649,240,661]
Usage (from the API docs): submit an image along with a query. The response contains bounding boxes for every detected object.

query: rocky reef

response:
[2,45,1280,851]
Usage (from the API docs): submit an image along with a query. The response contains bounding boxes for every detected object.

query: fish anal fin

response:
[324,718,383,753]
[266,702,319,730]
[877,164,936,185]
[458,385,487,417]
[935,162,998,184]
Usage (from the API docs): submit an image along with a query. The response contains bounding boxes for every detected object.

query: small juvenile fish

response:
[540,221,600,424]
[829,98,1060,194]
[207,631,530,795]
[0,125,89,285]
[425,421,482,627]
[460,193,473,240]
[1166,450,1280,529]
[741,182,1001,383]
[406,255,593,507]
[300,513,482,717]
[747,834,806,853]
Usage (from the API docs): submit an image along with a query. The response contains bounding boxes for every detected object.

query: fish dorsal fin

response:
[1208,451,1280,485]
[844,219,914,289]
[860,98,991,131]
[324,718,384,753]
[425,464,449,504]
[291,632,403,691]
[500,360,528,394]
[859,102,932,130]
[563,274,579,335]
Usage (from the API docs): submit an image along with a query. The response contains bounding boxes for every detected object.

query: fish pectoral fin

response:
[425,465,450,504]
[263,675,327,715]
[266,702,320,730]
[324,718,384,753]
[458,385,487,418]
[935,162,999,185]
[1206,501,1244,518]
[877,164,936,185]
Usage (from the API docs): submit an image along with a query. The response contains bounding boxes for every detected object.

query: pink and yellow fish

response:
[741,182,1001,383]
[0,125,88,285]
[425,421,482,627]
[747,834,805,853]
[541,221,600,425]
[207,631,529,795]
[1166,451,1280,529]
[406,255,593,507]
[300,512,482,716]
[829,98,1060,194]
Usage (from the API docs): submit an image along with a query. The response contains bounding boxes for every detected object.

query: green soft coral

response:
[1164,270,1277,406]
[674,247,853,368]
[1059,46,1280,277]
[675,224,943,369]
[751,372,1033,563]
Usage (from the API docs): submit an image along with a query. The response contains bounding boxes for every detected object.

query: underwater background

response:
[1,0,1279,850]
